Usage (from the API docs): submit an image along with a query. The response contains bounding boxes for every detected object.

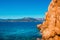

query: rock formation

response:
[37,0,60,40]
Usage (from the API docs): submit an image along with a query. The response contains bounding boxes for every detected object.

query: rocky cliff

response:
[37,0,60,40]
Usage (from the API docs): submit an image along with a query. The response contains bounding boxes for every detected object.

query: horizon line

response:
[0,17,44,19]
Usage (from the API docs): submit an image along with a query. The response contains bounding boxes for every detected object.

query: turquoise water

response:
[0,22,42,40]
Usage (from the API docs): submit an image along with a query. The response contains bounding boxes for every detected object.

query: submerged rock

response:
[37,0,60,40]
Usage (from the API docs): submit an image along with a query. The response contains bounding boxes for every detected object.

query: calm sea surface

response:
[0,22,42,40]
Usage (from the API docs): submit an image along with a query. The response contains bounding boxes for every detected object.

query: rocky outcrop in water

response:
[37,0,60,40]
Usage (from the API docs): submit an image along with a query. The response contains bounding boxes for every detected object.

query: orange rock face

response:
[37,0,60,40]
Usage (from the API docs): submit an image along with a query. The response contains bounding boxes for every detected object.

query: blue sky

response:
[0,0,51,19]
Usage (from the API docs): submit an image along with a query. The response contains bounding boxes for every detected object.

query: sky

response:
[0,0,51,19]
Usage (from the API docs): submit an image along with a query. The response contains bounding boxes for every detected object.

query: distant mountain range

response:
[0,17,44,22]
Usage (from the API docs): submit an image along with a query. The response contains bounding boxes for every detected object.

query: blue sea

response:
[0,22,42,40]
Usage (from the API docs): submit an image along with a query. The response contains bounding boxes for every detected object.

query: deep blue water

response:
[0,22,42,40]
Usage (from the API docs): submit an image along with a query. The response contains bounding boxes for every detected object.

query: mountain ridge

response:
[0,17,44,22]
